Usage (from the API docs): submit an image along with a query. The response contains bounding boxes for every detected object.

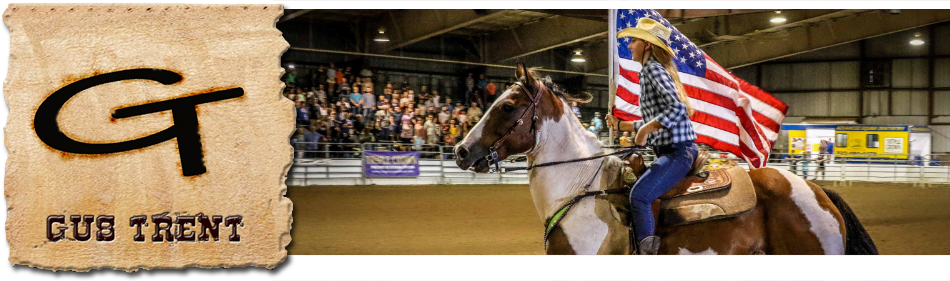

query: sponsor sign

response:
[363,151,420,177]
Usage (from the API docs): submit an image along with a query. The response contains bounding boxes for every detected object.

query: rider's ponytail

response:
[651,49,694,116]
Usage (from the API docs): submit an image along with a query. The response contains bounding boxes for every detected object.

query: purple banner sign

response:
[363,151,420,177]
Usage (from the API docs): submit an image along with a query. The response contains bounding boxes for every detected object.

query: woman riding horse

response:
[606,18,698,255]
[455,23,877,254]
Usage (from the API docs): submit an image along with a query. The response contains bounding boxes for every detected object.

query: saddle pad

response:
[658,167,756,227]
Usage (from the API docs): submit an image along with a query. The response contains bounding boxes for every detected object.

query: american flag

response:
[609,9,788,168]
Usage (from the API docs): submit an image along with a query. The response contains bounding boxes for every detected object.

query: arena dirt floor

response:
[287,182,950,255]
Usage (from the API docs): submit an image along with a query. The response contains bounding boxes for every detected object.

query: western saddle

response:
[622,150,756,227]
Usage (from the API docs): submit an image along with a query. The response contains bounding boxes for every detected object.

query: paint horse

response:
[454,63,878,255]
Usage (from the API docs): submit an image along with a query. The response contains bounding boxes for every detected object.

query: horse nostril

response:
[457,147,469,160]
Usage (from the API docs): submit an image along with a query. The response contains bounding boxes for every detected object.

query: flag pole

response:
[607,9,617,146]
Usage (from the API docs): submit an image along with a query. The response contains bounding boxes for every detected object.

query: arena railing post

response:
[360,143,366,185]
[439,146,445,184]
[835,153,848,185]
[893,157,898,183]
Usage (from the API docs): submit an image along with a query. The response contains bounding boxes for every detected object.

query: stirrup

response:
[637,236,661,255]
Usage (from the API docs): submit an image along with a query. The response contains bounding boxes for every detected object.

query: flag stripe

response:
[735,119,768,167]
[679,72,740,99]
[738,78,789,115]
[617,85,640,106]
[612,107,642,121]
[683,85,740,117]
[696,134,739,153]
[744,93,787,125]
[614,96,641,116]
[702,68,739,91]
[736,106,769,159]
[693,123,739,146]
[758,122,778,143]
[703,54,736,83]
[620,67,640,84]
[619,58,642,72]
[752,111,781,135]
[690,110,740,135]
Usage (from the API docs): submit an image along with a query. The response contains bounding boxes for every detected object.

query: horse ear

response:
[515,62,539,86]
[515,62,527,81]
[523,66,538,86]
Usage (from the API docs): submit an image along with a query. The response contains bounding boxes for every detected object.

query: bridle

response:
[484,79,543,173]
[482,79,643,173]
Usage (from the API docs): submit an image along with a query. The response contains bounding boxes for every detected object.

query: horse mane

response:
[527,68,593,103]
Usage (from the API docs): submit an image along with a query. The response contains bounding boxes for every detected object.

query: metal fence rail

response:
[764,153,950,185]
[287,142,950,186]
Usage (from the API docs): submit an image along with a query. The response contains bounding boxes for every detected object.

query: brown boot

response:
[637,236,661,255]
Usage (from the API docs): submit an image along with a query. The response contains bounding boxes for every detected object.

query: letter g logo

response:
[34,68,243,176]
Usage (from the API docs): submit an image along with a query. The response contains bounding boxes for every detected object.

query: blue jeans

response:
[630,141,698,242]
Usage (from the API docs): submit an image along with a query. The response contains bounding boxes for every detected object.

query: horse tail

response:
[822,188,879,255]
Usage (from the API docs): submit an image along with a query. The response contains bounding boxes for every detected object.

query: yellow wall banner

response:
[3,4,292,271]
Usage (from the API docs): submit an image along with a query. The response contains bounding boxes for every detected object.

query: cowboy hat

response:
[617,18,675,57]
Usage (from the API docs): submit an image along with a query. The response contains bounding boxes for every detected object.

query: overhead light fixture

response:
[770,11,787,23]
[374,27,390,42]
[570,48,585,63]
[910,33,925,46]
[287,64,295,69]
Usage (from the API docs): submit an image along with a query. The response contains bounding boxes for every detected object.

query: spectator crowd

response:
[287,63,495,158]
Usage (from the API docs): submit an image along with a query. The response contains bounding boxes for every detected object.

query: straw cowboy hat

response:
[617,18,675,57]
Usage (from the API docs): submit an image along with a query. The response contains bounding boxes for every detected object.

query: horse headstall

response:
[484,80,545,173]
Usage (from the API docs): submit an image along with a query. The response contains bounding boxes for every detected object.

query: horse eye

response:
[502,104,515,113]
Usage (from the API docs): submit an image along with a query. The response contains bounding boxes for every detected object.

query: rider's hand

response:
[606,114,619,131]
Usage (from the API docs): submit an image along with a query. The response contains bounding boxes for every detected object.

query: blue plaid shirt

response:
[633,57,697,147]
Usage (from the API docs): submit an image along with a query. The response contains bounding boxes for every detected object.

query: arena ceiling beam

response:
[482,16,608,63]
[704,9,950,69]
[496,9,779,68]
[655,9,775,21]
[368,9,509,53]
[521,10,608,22]
[679,10,843,45]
